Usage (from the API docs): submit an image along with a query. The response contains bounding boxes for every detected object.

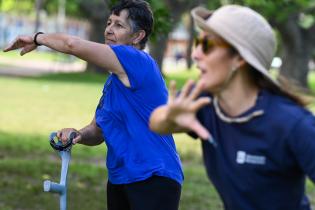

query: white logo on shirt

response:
[236,151,266,165]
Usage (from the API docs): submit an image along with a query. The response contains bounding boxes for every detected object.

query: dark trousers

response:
[107,176,181,210]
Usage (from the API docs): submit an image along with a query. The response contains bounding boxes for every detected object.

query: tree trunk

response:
[280,38,312,89]
[78,0,110,73]
[276,14,315,90]
[34,0,44,32]
[150,1,186,73]
[86,18,107,73]
[151,0,207,73]
[186,14,194,69]
[149,35,168,73]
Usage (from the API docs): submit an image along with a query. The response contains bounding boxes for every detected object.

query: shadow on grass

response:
[0,129,108,210]
[21,71,108,85]
[0,154,107,210]
[0,129,223,210]
[1,68,195,88]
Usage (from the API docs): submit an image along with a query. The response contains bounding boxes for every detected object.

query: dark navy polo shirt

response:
[190,90,315,210]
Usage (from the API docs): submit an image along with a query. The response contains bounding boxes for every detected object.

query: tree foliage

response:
[1,0,36,14]
[237,0,315,88]
[147,0,172,43]
[3,0,315,86]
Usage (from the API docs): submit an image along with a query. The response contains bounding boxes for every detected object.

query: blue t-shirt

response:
[95,45,183,185]
[190,90,315,210]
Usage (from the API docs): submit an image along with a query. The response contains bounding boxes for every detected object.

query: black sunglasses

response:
[194,37,229,54]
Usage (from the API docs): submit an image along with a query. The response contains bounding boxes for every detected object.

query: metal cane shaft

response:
[44,132,75,210]
[60,151,70,185]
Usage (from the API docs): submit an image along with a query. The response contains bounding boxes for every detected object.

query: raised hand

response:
[3,35,37,56]
[167,80,211,139]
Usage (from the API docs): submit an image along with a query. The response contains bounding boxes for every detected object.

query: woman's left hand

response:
[167,80,212,139]
[3,35,37,56]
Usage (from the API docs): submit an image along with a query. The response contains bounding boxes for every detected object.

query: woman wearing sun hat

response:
[150,4,315,210]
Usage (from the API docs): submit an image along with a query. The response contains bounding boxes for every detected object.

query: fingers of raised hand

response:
[168,80,177,102]
[191,97,211,112]
[178,80,195,100]
[168,80,210,116]
[188,81,205,101]
[189,120,210,140]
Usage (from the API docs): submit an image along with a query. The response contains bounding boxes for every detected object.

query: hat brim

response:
[191,7,215,34]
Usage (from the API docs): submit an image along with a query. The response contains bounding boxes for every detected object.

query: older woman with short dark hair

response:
[4,1,183,210]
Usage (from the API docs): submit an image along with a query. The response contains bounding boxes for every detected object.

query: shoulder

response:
[110,45,157,74]
[110,45,162,89]
[110,45,154,63]
[262,90,312,133]
[267,91,309,121]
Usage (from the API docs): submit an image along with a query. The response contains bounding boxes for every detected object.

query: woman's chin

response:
[105,40,116,45]
[199,80,219,93]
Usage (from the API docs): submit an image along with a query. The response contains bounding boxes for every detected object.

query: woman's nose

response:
[191,45,202,62]
[105,24,113,34]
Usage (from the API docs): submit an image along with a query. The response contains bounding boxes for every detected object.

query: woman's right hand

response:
[3,35,37,56]
[167,80,212,139]
[57,128,82,145]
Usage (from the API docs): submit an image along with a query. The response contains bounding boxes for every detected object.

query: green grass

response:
[2,70,315,210]
[0,50,76,63]
[165,66,199,87]
[0,71,221,210]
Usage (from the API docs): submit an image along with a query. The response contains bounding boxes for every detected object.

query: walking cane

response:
[43,131,76,210]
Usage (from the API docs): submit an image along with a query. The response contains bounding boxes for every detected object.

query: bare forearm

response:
[35,33,78,54]
[35,33,124,76]
[79,122,104,146]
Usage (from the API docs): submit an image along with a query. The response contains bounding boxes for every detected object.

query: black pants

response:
[107,176,181,210]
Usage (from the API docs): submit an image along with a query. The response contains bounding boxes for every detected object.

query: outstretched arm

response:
[3,33,128,84]
[149,80,211,140]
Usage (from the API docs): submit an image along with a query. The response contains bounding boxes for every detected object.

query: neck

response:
[132,43,142,50]
[214,70,259,117]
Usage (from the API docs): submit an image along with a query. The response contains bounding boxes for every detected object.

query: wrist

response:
[33,32,44,46]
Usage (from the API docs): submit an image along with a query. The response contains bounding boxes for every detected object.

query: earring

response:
[231,66,237,72]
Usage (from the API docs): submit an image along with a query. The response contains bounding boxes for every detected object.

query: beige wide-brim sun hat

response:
[191,5,279,86]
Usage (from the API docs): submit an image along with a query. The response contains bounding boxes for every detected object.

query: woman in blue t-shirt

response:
[150,4,315,210]
[4,1,183,210]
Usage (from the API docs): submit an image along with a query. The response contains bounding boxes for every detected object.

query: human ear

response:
[231,55,246,71]
[132,30,146,45]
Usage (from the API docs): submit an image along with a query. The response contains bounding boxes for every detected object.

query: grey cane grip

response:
[44,131,76,210]
[49,131,76,151]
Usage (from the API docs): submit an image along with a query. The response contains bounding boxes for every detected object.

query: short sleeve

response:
[288,114,315,182]
[110,45,156,89]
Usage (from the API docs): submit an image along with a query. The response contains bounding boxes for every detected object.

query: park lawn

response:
[0,50,75,63]
[1,70,315,210]
[0,72,222,210]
